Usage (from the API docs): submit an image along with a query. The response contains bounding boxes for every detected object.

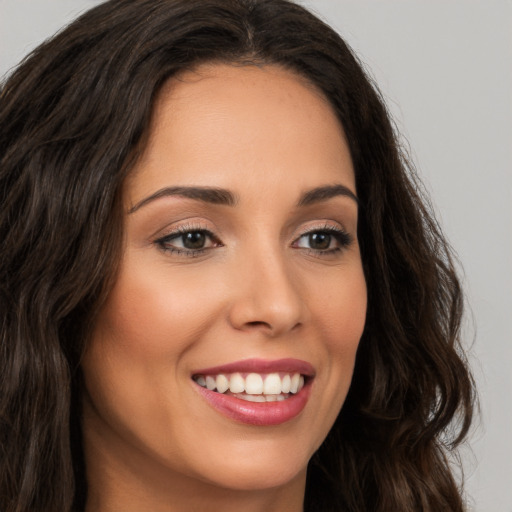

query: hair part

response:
[0,1,474,511]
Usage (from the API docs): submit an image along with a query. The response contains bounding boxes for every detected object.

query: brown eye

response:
[155,228,220,254]
[294,228,352,254]
[307,232,331,250]
[182,231,206,249]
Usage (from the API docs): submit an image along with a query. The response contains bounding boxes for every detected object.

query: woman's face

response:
[82,64,367,502]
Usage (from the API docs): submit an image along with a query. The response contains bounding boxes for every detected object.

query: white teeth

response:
[290,373,300,393]
[263,373,281,394]
[216,374,229,393]
[206,375,216,390]
[233,393,287,403]
[242,393,266,402]
[229,372,245,393]
[245,373,263,394]
[281,374,291,393]
[298,375,305,392]
[195,371,307,397]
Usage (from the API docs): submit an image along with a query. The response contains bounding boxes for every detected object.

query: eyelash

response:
[154,223,353,257]
[155,224,221,257]
[294,225,353,256]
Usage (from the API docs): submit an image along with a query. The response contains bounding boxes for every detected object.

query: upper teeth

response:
[194,372,305,395]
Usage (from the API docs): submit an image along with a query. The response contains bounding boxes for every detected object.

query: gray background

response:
[1,1,511,510]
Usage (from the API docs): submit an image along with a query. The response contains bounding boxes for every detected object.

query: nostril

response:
[243,320,302,337]
[246,321,271,329]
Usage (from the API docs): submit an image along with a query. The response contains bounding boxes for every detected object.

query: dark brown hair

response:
[0,1,474,510]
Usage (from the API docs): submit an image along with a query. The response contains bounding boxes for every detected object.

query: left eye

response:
[295,230,350,251]
[156,229,218,252]
[176,231,209,249]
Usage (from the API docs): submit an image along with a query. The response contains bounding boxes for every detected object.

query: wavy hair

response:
[0,1,474,510]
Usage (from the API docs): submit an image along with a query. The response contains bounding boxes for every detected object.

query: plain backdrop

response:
[1,1,511,510]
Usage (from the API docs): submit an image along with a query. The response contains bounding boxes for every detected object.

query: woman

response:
[0,0,475,511]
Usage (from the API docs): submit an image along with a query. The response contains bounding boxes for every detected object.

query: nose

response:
[227,248,304,337]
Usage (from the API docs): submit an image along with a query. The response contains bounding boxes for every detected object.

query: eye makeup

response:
[292,224,353,257]
[153,220,353,259]
[154,223,222,257]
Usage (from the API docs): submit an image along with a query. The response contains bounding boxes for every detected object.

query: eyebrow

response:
[297,184,358,207]
[128,186,237,213]
[129,183,358,214]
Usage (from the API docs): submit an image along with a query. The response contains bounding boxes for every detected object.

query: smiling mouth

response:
[193,372,306,402]
[191,359,314,425]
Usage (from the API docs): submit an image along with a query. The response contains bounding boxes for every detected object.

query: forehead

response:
[126,63,354,205]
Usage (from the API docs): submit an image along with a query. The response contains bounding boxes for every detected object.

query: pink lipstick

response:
[191,358,314,426]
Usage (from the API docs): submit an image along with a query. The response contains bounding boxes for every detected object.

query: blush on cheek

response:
[95,266,225,363]
[321,277,367,344]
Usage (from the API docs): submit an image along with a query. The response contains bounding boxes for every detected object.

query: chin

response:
[178,430,314,492]
[199,457,307,492]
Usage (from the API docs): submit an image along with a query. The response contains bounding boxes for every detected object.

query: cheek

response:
[312,264,367,394]
[312,265,367,353]
[298,264,366,449]
[80,258,228,459]
[94,258,225,363]
[81,258,222,426]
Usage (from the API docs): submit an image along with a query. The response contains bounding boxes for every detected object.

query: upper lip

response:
[192,358,315,377]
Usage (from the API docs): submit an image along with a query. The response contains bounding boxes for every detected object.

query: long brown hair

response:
[0,1,474,510]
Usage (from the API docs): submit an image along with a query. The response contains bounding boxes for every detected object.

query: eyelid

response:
[153,221,222,255]
[152,219,353,257]
[294,220,350,238]
[154,220,213,239]
[291,222,353,253]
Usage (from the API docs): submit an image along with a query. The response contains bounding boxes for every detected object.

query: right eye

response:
[155,228,221,256]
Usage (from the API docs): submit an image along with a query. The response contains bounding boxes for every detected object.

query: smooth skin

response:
[81,64,367,512]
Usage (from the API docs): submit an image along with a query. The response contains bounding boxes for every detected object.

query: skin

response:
[81,63,367,512]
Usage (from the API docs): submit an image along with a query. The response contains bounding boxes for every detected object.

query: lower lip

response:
[194,381,312,426]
